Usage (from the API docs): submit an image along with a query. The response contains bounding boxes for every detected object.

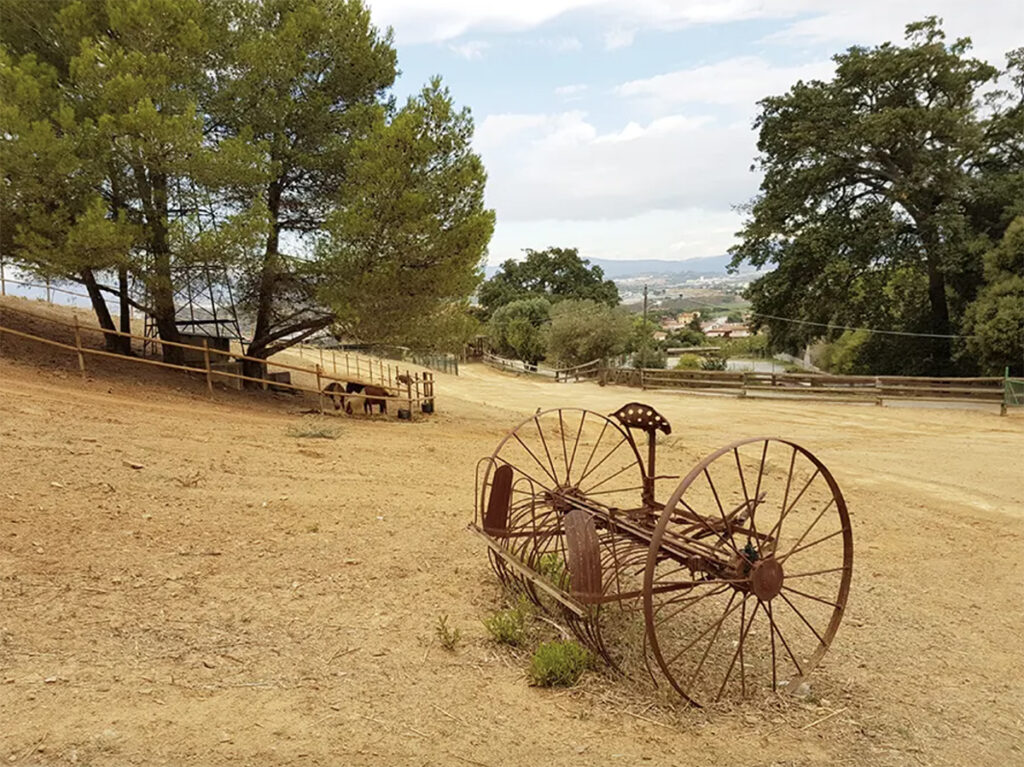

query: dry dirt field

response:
[1,297,1023,766]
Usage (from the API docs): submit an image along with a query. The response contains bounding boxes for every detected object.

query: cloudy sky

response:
[367,1,1023,265]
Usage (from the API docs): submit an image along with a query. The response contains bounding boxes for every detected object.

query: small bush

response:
[483,601,530,646]
[700,355,728,371]
[528,640,593,687]
[674,353,702,370]
[287,421,340,439]
[435,615,461,651]
[536,552,568,588]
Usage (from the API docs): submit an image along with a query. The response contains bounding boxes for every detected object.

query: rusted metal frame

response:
[532,415,561,489]
[776,497,837,563]
[468,525,588,617]
[576,435,630,488]
[778,591,828,646]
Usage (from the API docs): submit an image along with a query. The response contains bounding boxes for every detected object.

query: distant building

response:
[703,323,751,339]
[677,311,701,325]
[652,330,667,342]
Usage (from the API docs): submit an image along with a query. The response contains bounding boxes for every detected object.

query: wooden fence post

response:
[319,347,324,371]
[378,358,383,385]
[46,277,52,303]
[740,372,748,397]
[315,364,323,413]
[874,377,882,406]
[73,315,86,378]
[345,352,350,377]
[203,339,213,395]
[332,350,337,375]
[0,258,5,296]
[406,368,413,415]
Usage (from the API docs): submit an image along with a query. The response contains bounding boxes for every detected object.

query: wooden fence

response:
[602,366,1007,410]
[0,302,436,416]
[482,352,602,382]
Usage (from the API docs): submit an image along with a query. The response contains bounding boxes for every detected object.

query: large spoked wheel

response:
[478,408,646,604]
[642,437,852,706]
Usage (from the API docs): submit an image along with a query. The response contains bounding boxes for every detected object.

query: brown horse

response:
[362,384,391,414]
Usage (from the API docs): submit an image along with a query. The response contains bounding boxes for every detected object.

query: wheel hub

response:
[750,557,784,601]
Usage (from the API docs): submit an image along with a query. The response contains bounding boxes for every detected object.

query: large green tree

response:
[319,78,494,349]
[546,299,632,367]
[1,0,264,362]
[210,0,397,377]
[478,246,619,317]
[730,18,1023,375]
[488,297,550,365]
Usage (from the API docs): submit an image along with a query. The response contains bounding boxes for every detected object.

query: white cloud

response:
[616,56,835,111]
[368,0,1022,64]
[539,35,583,53]
[447,40,489,59]
[475,111,755,222]
[487,209,743,264]
[603,26,636,50]
[554,83,588,99]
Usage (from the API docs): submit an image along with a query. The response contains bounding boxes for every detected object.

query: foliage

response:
[488,297,550,365]
[665,328,706,348]
[478,247,619,317]
[700,356,728,371]
[536,553,568,589]
[545,299,631,367]
[483,601,530,647]
[633,346,667,368]
[730,17,1024,375]
[0,0,491,368]
[962,217,1024,374]
[434,615,461,651]
[675,354,703,370]
[528,641,593,687]
[320,78,494,350]
[719,334,769,358]
[816,331,872,374]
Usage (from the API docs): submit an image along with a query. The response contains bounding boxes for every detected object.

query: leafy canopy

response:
[730,17,1023,375]
[546,299,632,367]
[478,247,619,316]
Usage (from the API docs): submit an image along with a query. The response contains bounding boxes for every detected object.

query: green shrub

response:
[536,552,568,588]
[674,353,702,370]
[435,615,461,651]
[700,355,727,371]
[528,640,593,687]
[483,601,530,646]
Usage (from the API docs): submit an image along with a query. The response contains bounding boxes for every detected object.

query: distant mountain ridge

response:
[483,254,759,279]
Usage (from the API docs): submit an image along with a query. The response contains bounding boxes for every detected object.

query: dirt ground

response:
[1,296,1023,766]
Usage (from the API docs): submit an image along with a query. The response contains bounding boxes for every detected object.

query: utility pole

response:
[643,284,648,326]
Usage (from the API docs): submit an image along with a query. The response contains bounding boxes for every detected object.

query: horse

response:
[362,384,391,414]
[323,381,347,410]
[344,394,365,415]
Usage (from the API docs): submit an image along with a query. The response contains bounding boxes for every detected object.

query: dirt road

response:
[1,341,1022,766]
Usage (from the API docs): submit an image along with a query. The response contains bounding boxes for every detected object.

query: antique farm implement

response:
[470,403,853,705]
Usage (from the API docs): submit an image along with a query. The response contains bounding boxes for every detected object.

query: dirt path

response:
[1,346,1023,766]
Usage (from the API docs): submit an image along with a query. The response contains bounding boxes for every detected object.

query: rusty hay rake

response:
[470,403,853,705]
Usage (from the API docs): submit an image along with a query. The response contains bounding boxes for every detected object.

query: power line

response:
[746,312,975,340]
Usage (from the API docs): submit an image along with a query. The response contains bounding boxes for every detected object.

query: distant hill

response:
[483,254,760,279]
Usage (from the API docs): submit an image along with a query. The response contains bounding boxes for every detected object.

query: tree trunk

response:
[149,172,183,364]
[242,180,282,385]
[118,265,131,345]
[80,269,120,352]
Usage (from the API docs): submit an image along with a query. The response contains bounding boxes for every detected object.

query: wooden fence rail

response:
[607,366,1007,409]
[0,305,436,416]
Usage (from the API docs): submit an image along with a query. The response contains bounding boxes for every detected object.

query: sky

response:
[366,1,1023,266]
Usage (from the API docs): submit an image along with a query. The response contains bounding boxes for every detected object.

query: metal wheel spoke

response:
[778,527,845,564]
[782,585,841,610]
[511,434,559,487]
[532,416,560,489]
[664,593,746,668]
[715,597,758,701]
[779,592,827,647]
[684,591,737,693]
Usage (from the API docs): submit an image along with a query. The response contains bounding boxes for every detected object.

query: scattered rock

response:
[122,460,144,470]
